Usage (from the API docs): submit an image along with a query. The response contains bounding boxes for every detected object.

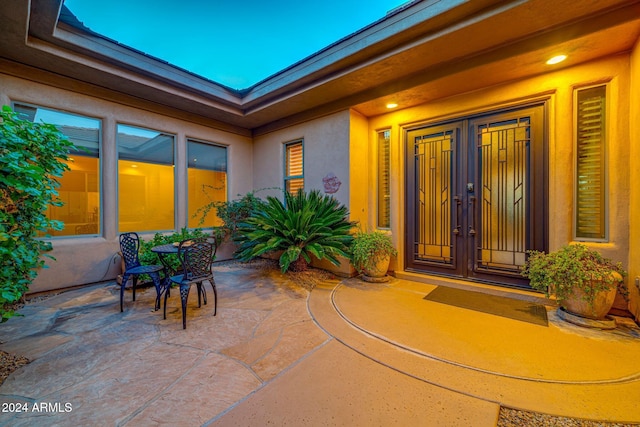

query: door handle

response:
[453,195,462,235]
[469,196,476,236]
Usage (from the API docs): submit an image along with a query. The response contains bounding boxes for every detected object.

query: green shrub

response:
[0,106,74,322]
[194,189,269,241]
[235,189,355,273]
[138,228,209,274]
[522,244,627,309]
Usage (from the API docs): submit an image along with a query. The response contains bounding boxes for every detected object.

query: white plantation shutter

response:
[575,85,606,240]
[377,130,391,228]
[285,141,304,194]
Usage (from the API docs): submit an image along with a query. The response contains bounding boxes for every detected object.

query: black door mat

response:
[424,286,549,326]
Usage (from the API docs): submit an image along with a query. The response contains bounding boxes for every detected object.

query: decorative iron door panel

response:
[406,105,547,288]
[470,116,529,281]
[405,124,463,276]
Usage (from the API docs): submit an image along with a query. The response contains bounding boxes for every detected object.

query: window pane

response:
[286,178,305,194]
[14,104,101,237]
[575,86,606,240]
[118,125,174,232]
[377,130,391,228]
[118,125,173,165]
[286,143,303,176]
[285,141,303,194]
[187,140,227,228]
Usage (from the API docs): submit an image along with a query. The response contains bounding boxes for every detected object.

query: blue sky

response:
[64,0,409,89]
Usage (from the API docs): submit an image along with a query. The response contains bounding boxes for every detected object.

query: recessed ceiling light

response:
[386,103,398,109]
[546,55,567,65]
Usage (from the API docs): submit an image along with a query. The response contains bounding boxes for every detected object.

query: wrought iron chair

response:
[165,239,217,329]
[118,232,166,312]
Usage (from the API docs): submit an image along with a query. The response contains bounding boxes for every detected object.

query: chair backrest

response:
[119,232,141,270]
[178,240,213,280]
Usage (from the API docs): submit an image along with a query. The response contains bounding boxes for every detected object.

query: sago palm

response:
[235,189,355,272]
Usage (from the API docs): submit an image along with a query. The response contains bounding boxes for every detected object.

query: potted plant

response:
[351,230,397,282]
[522,244,627,321]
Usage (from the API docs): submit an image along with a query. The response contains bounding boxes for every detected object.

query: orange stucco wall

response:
[0,72,254,293]
[628,38,640,321]
[360,54,633,303]
[348,109,369,229]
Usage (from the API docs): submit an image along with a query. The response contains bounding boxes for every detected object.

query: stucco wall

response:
[3,53,636,299]
[628,39,640,321]
[365,55,632,283]
[252,111,356,275]
[252,111,351,208]
[348,109,369,228]
[0,73,253,293]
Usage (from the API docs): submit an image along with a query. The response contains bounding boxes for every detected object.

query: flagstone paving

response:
[0,262,325,426]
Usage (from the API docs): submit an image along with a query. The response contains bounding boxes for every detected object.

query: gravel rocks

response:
[0,350,29,386]
[498,407,638,426]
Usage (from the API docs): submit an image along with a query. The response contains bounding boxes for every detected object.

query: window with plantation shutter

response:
[377,130,391,228]
[285,140,304,194]
[575,85,607,240]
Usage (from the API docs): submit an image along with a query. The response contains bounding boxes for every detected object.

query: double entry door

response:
[405,104,547,288]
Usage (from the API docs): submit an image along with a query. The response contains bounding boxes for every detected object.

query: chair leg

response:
[120,273,130,312]
[197,283,203,308]
[150,272,163,311]
[180,283,190,329]
[132,276,138,301]
[165,276,171,299]
[163,284,170,320]
[212,281,217,316]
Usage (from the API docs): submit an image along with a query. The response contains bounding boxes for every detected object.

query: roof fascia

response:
[28,0,244,110]
[52,24,244,108]
[242,0,471,102]
[241,0,525,115]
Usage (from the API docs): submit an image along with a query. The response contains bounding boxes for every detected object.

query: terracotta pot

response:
[362,255,390,280]
[561,272,622,320]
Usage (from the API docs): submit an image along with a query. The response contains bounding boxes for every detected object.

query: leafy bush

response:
[351,230,397,274]
[194,189,269,242]
[0,106,74,322]
[522,244,627,309]
[138,228,209,274]
[235,189,355,273]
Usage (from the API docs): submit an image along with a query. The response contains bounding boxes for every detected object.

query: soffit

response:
[250,0,640,132]
[351,5,640,117]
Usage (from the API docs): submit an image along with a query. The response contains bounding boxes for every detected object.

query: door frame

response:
[404,101,549,289]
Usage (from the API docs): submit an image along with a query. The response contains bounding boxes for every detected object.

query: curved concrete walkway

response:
[309,278,640,422]
[1,264,639,426]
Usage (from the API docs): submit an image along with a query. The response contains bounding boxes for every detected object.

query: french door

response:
[405,104,547,288]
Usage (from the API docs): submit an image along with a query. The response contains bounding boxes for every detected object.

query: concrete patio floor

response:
[0,261,639,426]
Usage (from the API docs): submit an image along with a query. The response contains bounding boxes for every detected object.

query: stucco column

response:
[175,132,187,228]
[102,116,117,241]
